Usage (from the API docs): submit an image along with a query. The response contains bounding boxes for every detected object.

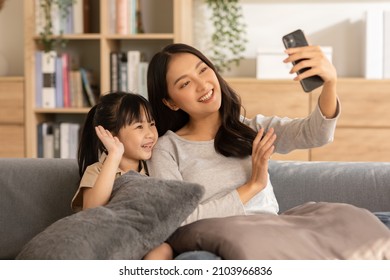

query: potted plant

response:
[205,0,247,73]
[37,0,74,52]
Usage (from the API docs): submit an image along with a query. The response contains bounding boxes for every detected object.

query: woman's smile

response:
[198,90,214,102]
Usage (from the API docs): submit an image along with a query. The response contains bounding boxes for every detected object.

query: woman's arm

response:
[83,126,124,209]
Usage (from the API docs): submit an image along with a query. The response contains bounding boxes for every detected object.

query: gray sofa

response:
[1,158,390,259]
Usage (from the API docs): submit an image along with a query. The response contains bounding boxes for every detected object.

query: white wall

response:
[0,0,24,76]
[193,0,390,77]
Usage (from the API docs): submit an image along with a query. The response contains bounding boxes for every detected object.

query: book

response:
[116,0,128,34]
[80,68,96,106]
[73,0,84,34]
[53,123,61,158]
[35,0,46,35]
[110,51,119,91]
[365,9,384,79]
[61,53,71,107]
[41,51,57,108]
[138,61,148,99]
[384,10,390,79]
[127,50,140,93]
[37,122,54,158]
[118,52,128,91]
[55,55,64,107]
[108,0,116,34]
[35,51,42,107]
[69,70,84,107]
[60,122,80,159]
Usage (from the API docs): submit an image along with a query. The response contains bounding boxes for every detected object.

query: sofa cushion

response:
[167,202,390,259]
[16,171,204,260]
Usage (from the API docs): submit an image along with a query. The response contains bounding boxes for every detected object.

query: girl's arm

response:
[284,45,338,118]
[143,243,173,260]
[83,126,124,209]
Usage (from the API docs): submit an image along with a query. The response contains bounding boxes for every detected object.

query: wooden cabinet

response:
[0,77,25,157]
[310,79,390,162]
[227,78,390,162]
[23,0,193,158]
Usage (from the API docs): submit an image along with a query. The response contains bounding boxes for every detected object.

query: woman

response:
[146,43,339,226]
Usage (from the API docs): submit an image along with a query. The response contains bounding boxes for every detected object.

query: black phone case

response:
[282,29,324,92]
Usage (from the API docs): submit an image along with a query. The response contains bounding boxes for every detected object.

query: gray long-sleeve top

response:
[147,102,340,225]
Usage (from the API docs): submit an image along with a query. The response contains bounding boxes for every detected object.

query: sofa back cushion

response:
[0,158,79,259]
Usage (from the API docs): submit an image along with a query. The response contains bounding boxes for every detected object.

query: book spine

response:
[53,123,61,158]
[118,52,128,91]
[116,0,128,34]
[138,61,148,99]
[73,0,84,34]
[127,50,140,93]
[110,52,119,91]
[80,68,96,106]
[43,122,54,158]
[55,55,64,107]
[60,123,70,158]
[41,51,57,108]
[35,0,45,35]
[62,53,71,107]
[35,51,42,107]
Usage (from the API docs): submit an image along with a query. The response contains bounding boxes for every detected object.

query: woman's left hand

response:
[283,45,337,85]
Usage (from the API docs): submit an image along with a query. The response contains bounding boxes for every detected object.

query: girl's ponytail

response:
[77,105,99,177]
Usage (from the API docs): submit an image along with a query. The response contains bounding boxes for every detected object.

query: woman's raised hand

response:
[284,45,337,84]
[237,128,276,204]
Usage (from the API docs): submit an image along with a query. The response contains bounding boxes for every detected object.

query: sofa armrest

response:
[269,160,390,213]
[0,158,79,259]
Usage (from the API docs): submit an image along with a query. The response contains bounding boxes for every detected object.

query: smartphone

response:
[282,29,324,92]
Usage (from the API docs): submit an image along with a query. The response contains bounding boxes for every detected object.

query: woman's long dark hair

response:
[147,43,257,158]
[77,92,154,177]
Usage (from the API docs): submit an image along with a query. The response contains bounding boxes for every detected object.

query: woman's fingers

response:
[253,128,276,160]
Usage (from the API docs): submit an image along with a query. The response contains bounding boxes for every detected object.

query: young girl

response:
[146,43,339,226]
[71,92,173,260]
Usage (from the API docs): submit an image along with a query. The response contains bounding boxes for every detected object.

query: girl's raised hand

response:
[95,125,124,159]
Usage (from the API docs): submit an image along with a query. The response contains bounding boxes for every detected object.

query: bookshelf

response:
[24,0,390,162]
[24,0,193,158]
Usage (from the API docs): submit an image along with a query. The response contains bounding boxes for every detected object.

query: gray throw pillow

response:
[16,171,204,260]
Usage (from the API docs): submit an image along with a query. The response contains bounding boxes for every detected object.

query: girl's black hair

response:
[147,43,257,158]
[77,92,154,177]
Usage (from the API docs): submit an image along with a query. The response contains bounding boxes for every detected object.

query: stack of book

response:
[35,0,90,35]
[110,50,148,99]
[37,122,80,159]
[35,50,98,108]
[109,0,144,34]
[365,9,390,79]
